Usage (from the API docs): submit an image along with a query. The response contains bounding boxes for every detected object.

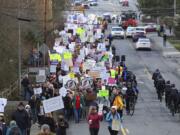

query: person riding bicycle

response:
[125,85,136,115]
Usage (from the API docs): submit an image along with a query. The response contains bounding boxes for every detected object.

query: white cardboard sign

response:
[43,96,64,113]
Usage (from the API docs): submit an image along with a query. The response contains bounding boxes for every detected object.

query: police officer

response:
[152,69,161,87]
[156,76,165,102]
[169,84,179,113]
[164,80,171,107]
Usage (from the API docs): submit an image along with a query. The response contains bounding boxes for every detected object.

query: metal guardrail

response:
[0,71,28,99]
[0,81,19,98]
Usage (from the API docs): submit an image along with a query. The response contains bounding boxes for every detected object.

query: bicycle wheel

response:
[129,101,135,116]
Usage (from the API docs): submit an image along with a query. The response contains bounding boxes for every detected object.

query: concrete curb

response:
[162,51,180,58]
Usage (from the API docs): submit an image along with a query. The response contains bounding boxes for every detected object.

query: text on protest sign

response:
[43,96,64,113]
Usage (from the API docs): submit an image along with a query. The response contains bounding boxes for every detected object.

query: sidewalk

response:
[148,33,180,77]
[148,33,180,58]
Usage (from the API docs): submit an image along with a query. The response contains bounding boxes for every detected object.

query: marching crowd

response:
[152,69,180,116]
[0,12,139,135]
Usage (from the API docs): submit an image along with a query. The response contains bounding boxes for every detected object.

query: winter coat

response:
[87,113,103,129]
[56,120,69,135]
[106,112,121,128]
[12,109,29,130]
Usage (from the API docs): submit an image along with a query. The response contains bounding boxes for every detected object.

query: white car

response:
[126,27,135,37]
[136,38,151,50]
[90,1,98,6]
[135,27,146,35]
[119,0,126,4]
[111,26,125,39]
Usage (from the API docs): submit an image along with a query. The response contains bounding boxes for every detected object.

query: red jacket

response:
[87,113,103,129]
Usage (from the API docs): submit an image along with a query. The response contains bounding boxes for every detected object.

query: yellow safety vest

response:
[64,52,72,60]
[110,69,116,78]
[49,53,61,62]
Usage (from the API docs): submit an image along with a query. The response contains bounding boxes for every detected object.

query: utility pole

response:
[44,0,47,44]
[18,0,22,95]
[174,0,176,17]
[18,0,31,96]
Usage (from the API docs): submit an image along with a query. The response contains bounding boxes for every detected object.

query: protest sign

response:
[59,87,67,97]
[50,65,57,73]
[98,104,103,115]
[88,71,100,78]
[98,89,109,97]
[36,75,46,83]
[0,98,7,112]
[43,96,64,113]
[100,72,110,81]
[62,75,71,86]
[112,119,121,131]
[33,87,42,95]
[108,77,116,85]
[39,69,46,76]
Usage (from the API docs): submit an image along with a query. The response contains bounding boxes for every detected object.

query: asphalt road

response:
[31,0,180,134]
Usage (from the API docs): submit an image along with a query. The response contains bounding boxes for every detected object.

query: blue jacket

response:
[106,112,121,128]
[6,125,22,135]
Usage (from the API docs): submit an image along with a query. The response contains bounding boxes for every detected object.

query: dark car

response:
[132,32,146,42]
[82,3,90,9]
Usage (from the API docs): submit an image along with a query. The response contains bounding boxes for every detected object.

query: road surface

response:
[31,0,180,134]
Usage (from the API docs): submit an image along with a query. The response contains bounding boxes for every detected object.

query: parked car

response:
[136,38,151,50]
[111,26,125,39]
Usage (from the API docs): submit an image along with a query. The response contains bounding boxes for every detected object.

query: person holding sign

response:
[87,106,103,135]
[106,106,121,135]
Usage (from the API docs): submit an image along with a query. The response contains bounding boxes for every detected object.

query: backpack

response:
[9,127,21,135]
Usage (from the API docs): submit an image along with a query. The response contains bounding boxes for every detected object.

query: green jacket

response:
[72,95,85,108]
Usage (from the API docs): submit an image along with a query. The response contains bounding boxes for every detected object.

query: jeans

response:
[31,108,37,123]
[20,129,27,135]
[74,108,81,123]
[89,128,99,135]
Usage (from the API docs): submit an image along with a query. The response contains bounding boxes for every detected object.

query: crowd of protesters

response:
[0,11,140,135]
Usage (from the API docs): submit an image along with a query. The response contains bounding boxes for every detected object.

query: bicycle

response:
[128,96,136,116]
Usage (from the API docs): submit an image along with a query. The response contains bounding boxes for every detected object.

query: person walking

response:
[6,120,22,135]
[25,105,32,135]
[37,124,53,135]
[21,75,30,100]
[111,89,124,121]
[106,106,121,135]
[42,113,56,133]
[72,92,85,123]
[163,33,167,47]
[0,113,7,135]
[87,106,103,135]
[56,115,69,135]
[12,102,29,135]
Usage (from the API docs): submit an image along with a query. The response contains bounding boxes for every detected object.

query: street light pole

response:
[174,0,176,17]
